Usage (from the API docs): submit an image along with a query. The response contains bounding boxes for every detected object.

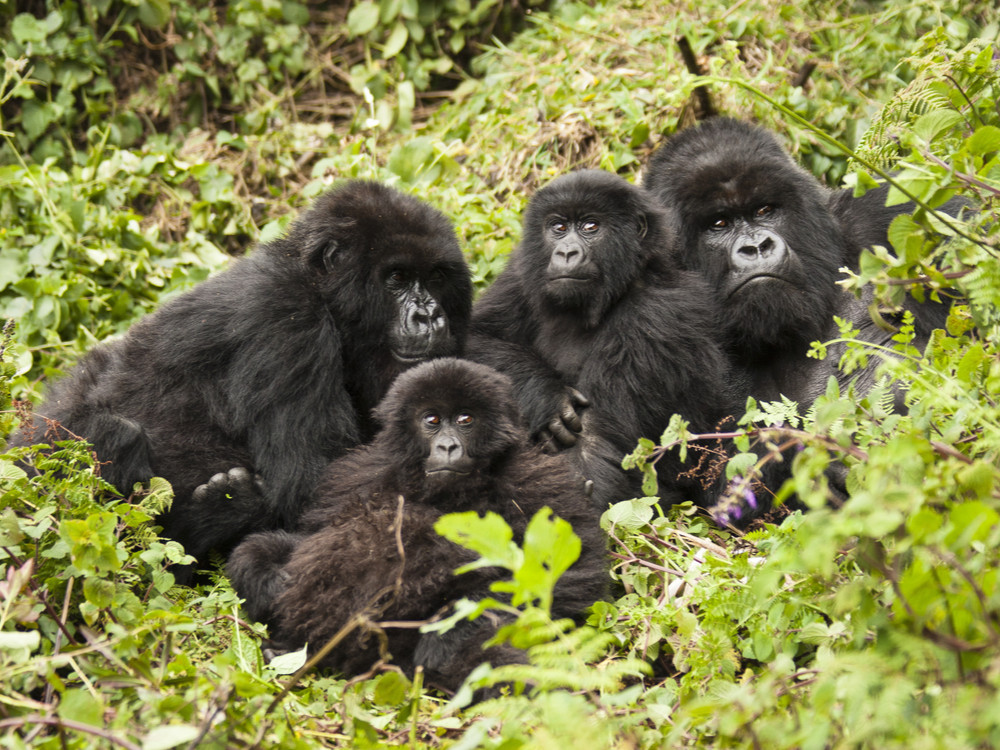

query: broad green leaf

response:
[383,22,409,58]
[967,125,1000,155]
[142,725,202,750]
[268,644,308,675]
[435,511,519,572]
[912,109,963,141]
[58,688,104,727]
[138,0,171,29]
[373,671,411,706]
[11,13,48,44]
[601,498,656,531]
[347,2,380,36]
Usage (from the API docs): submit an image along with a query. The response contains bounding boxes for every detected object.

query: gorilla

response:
[226,358,607,693]
[642,117,959,518]
[642,117,953,407]
[9,181,472,571]
[466,170,739,510]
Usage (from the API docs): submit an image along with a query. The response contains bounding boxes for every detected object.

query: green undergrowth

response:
[2,0,1000,747]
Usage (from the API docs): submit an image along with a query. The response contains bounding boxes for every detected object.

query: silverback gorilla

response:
[642,117,957,519]
[10,181,472,571]
[226,358,607,693]
[467,170,739,510]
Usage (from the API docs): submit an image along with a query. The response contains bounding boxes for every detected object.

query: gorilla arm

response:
[468,269,589,452]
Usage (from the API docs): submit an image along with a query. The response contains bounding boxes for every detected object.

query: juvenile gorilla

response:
[467,170,738,509]
[642,117,950,407]
[10,181,472,569]
[226,358,607,693]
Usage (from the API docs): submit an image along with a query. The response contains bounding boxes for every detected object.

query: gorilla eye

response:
[387,269,407,284]
[581,220,600,233]
[710,217,729,230]
[456,413,474,426]
[423,413,441,426]
[756,205,774,217]
[550,220,569,234]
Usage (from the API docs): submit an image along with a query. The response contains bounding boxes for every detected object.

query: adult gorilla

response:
[642,117,959,519]
[227,358,606,694]
[467,170,738,510]
[642,117,951,409]
[10,181,472,570]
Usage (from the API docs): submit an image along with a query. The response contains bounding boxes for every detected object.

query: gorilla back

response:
[10,181,472,570]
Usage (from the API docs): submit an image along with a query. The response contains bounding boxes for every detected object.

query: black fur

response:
[9,181,472,570]
[226,358,607,693]
[467,170,738,509]
[643,118,951,408]
[643,118,958,518]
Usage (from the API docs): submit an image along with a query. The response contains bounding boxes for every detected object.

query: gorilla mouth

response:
[425,468,471,477]
[392,350,432,364]
[727,274,791,297]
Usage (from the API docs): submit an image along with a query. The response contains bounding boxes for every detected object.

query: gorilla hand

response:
[538,387,590,453]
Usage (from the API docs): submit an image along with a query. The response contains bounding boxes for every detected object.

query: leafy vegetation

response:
[2,0,1000,747]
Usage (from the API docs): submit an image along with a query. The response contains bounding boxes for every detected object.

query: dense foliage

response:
[2,0,1000,747]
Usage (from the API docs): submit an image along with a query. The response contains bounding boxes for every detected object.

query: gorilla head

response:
[643,118,844,361]
[373,358,523,493]
[295,181,472,373]
[519,169,675,328]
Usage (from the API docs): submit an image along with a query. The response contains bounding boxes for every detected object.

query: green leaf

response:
[58,688,104,727]
[0,631,40,662]
[83,577,116,609]
[11,13,48,44]
[142,725,202,750]
[515,508,581,610]
[281,1,310,25]
[912,109,963,142]
[348,2,380,36]
[601,498,656,531]
[435,511,520,573]
[138,0,171,29]
[383,22,409,58]
[373,671,411,706]
[268,644,308,675]
[967,125,1000,156]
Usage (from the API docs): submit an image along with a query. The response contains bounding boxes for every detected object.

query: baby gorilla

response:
[226,358,607,693]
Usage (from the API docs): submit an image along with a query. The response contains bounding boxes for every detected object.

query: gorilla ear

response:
[303,218,357,273]
[635,213,648,239]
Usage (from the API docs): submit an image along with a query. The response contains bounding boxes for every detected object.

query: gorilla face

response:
[382,264,458,364]
[519,170,672,328]
[375,358,523,492]
[643,119,844,359]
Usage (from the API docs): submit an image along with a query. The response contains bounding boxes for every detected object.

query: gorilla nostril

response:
[737,245,759,259]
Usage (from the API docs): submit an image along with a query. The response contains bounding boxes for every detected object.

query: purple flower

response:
[743,487,758,510]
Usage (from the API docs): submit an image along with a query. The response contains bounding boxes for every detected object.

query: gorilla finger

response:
[559,401,583,434]
[227,467,259,497]
[192,472,228,502]
[538,429,560,455]
[568,388,590,409]
[546,417,579,448]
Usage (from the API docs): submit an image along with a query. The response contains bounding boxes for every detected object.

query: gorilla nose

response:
[550,242,585,274]
[409,304,446,333]
[732,231,787,272]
